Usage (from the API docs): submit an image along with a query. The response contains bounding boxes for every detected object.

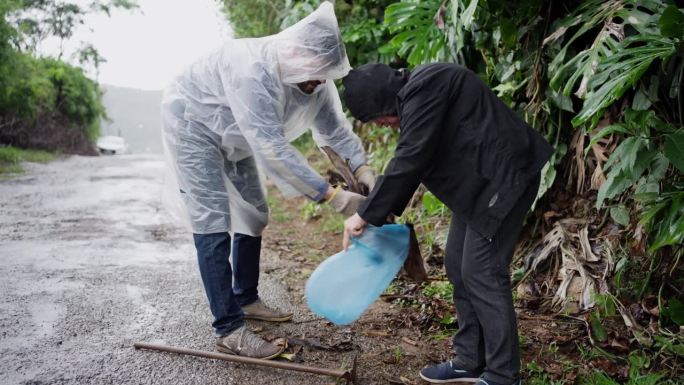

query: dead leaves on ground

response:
[523,219,612,312]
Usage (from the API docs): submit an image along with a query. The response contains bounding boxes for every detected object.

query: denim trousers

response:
[193,232,261,336]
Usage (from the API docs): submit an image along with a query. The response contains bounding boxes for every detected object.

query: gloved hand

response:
[327,187,366,217]
[354,165,376,193]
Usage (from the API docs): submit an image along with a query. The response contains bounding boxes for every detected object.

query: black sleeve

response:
[357,79,449,225]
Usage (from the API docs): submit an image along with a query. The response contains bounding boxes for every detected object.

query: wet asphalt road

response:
[0,155,322,385]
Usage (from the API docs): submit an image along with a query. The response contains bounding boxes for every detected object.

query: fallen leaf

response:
[276,352,296,361]
[592,358,618,375]
[578,227,600,262]
[288,337,327,350]
[608,337,630,353]
[529,223,565,271]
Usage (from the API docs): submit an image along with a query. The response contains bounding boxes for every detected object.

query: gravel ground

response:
[0,154,333,385]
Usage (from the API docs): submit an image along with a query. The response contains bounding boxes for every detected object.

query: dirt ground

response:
[0,154,447,385]
[4,154,669,385]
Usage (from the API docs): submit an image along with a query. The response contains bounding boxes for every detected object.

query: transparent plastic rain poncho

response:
[161,2,365,236]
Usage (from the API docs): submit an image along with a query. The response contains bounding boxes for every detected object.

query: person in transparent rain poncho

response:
[160,2,375,359]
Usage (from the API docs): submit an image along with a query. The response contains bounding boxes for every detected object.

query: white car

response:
[96,136,128,155]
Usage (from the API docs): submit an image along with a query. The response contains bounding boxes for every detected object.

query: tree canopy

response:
[0,0,137,153]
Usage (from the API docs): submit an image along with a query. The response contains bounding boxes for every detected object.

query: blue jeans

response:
[193,232,261,336]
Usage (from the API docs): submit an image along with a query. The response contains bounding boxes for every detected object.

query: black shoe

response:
[476,378,521,385]
[419,360,481,383]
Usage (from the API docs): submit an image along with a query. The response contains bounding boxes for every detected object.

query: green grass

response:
[321,210,343,234]
[422,280,454,302]
[0,146,56,175]
[266,195,292,223]
[298,200,344,235]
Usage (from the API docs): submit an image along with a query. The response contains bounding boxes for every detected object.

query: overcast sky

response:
[40,0,232,90]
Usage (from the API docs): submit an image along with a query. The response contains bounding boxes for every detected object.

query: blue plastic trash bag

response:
[305,224,410,325]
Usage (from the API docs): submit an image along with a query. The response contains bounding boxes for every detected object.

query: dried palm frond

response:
[525,220,613,312]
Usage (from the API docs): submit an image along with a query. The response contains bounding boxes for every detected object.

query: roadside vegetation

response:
[0,145,55,175]
[0,0,136,156]
[223,1,684,383]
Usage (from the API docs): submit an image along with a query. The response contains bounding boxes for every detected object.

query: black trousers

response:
[445,175,540,384]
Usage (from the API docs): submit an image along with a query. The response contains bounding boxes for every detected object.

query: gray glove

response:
[328,188,366,217]
[354,165,376,192]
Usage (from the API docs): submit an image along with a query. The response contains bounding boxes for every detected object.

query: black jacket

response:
[345,63,554,238]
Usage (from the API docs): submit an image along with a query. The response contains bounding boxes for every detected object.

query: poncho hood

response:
[274,2,351,84]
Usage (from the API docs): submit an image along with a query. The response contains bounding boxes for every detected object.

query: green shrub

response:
[0,145,55,174]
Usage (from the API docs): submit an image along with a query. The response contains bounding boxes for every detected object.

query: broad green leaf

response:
[493,82,518,97]
[605,137,646,171]
[649,153,670,181]
[572,36,676,127]
[650,213,684,251]
[587,124,631,148]
[669,343,684,357]
[440,313,456,325]
[623,109,664,137]
[610,205,630,226]
[659,5,684,38]
[631,88,652,110]
[548,90,574,113]
[629,148,657,180]
[383,1,445,67]
[545,0,673,127]
[596,169,631,208]
[422,191,446,216]
[500,19,517,49]
[534,161,556,208]
[649,194,684,251]
[547,0,627,96]
[589,311,608,342]
[632,76,661,111]
[664,131,684,173]
[634,180,660,202]
[633,374,663,385]
[640,201,668,227]
[663,298,684,326]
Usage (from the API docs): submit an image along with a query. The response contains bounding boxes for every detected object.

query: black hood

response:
[342,63,409,122]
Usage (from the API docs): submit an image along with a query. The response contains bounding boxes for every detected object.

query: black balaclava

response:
[342,63,409,122]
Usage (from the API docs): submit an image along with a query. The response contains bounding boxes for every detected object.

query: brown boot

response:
[216,325,283,359]
[242,299,293,322]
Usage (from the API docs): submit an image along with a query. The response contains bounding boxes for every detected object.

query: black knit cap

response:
[342,63,409,122]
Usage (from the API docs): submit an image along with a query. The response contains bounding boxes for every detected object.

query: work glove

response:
[354,165,376,193]
[327,187,366,217]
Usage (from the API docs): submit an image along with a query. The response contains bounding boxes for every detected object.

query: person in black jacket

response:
[341,63,554,385]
